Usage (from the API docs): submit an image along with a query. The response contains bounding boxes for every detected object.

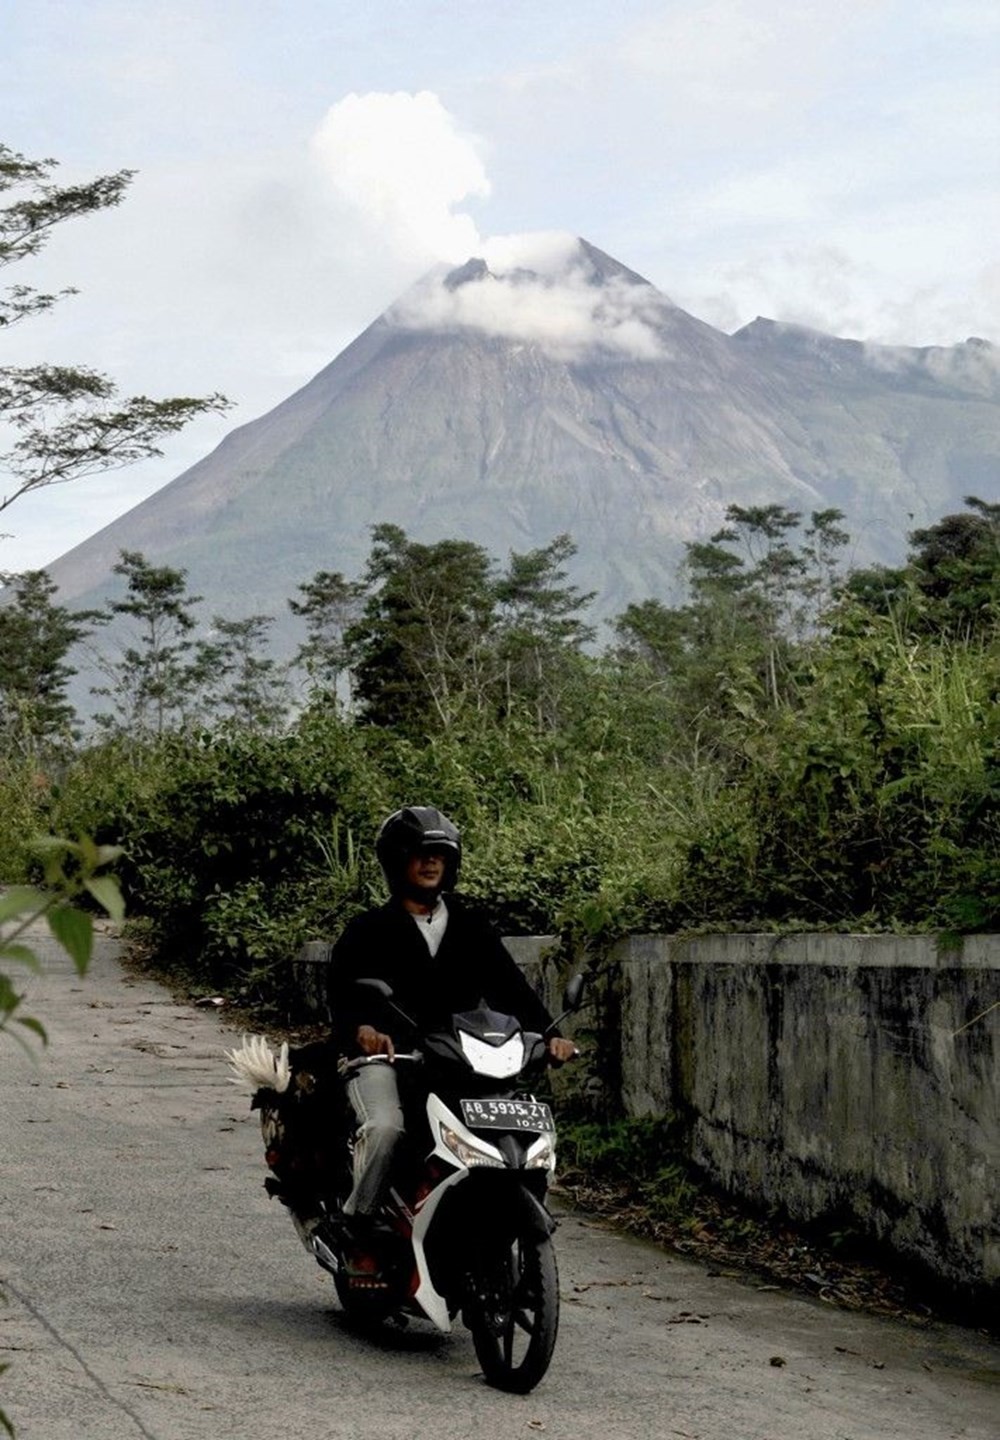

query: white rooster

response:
[225,1034,292,1094]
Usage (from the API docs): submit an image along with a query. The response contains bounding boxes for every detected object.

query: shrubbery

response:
[3,499,997,1004]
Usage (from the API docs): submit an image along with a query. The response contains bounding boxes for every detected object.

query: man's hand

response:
[356,1024,395,1060]
[546,1036,578,1066]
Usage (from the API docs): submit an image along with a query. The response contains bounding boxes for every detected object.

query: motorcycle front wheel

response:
[469,1209,559,1394]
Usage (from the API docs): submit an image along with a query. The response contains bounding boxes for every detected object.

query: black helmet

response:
[376,805,461,895]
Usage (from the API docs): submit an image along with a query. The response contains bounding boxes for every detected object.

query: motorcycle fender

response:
[519,1186,557,1239]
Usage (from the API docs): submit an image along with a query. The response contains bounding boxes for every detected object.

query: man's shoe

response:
[339,1212,397,1286]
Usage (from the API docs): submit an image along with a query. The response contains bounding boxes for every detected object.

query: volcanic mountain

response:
[45,236,1000,635]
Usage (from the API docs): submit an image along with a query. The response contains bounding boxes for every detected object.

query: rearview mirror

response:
[355,977,393,999]
[562,973,586,1013]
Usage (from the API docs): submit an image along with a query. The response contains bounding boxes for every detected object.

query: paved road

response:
[2,927,998,1440]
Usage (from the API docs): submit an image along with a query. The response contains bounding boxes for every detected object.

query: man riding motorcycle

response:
[326,805,576,1250]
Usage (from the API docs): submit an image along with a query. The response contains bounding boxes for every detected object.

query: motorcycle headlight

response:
[439,1124,505,1168]
[526,1135,556,1171]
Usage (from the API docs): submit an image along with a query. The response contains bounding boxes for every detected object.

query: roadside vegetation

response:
[2,495,997,1004]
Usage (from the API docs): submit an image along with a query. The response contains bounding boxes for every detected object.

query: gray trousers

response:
[343,1062,405,1216]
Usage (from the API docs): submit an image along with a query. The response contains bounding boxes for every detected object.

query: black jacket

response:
[328,894,556,1056]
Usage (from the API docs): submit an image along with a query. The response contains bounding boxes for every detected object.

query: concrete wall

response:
[611,933,999,1305]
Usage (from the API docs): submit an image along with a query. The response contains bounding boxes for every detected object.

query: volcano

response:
[44,236,1000,637]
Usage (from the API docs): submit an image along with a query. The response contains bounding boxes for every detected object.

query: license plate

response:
[460,1098,555,1133]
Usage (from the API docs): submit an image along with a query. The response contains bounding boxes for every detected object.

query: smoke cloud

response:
[310,94,671,361]
[391,231,675,361]
[311,90,490,264]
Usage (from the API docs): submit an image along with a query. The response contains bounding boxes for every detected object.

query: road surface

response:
[2,926,997,1439]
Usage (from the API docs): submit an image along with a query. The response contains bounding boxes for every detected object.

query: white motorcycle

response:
[229,975,583,1394]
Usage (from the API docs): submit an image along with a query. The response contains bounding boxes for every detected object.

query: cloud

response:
[861,335,1000,394]
[389,233,674,360]
[493,0,887,155]
[686,218,1000,349]
[618,0,878,94]
[310,90,490,264]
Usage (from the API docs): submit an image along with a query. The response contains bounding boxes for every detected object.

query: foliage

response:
[91,550,203,737]
[346,523,499,730]
[0,834,124,1051]
[492,533,596,729]
[0,499,996,1013]
[288,570,363,705]
[193,614,289,734]
[345,525,595,733]
[671,609,1000,930]
[614,504,851,761]
[0,570,96,750]
[0,142,228,516]
[908,495,1000,637]
[558,1117,701,1227]
[46,717,382,982]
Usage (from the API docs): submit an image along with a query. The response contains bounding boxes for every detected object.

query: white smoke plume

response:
[310,93,672,361]
[311,90,489,264]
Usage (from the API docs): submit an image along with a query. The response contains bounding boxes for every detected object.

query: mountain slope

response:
[46,238,1000,633]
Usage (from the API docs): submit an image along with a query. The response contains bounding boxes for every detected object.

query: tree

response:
[289,569,364,704]
[799,507,851,630]
[494,534,595,729]
[92,550,202,737]
[194,614,289,733]
[0,142,228,519]
[712,504,804,703]
[908,495,1000,637]
[613,597,685,672]
[346,524,497,731]
[839,497,999,640]
[0,569,97,749]
[612,506,853,763]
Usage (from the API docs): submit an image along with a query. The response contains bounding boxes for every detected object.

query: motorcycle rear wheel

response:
[469,1217,559,1394]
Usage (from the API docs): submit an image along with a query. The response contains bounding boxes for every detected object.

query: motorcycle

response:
[227,974,583,1394]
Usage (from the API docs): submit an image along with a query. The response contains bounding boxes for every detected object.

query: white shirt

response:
[410,896,448,956]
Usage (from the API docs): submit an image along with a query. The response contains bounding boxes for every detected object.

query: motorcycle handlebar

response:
[341,1051,423,1072]
[341,1043,579,1076]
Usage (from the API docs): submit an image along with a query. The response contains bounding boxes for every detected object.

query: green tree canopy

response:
[289,569,364,704]
[346,524,498,731]
[908,495,1000,636]
[0,142,228,518]
[194,614,289,734]
[0,569,97,749]
[92,550,203,738]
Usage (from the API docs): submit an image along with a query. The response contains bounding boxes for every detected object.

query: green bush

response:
[20,580,996,1009]
[0,756,53,883]
[672,622,1000,931]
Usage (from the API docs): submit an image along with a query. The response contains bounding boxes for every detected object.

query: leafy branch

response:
[0,834,124,1054]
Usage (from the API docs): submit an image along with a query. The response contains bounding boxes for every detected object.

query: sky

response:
[2,0,998,570]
